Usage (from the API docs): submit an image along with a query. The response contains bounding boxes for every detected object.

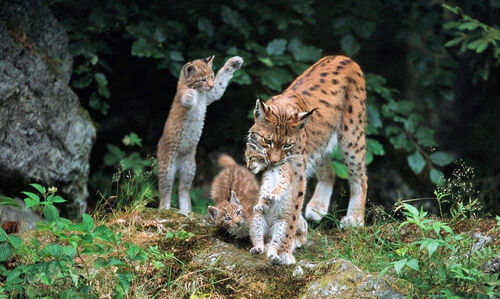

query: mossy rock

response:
[139,209,407,298]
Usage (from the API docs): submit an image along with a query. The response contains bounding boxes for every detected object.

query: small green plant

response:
[0,185,148,298]
[380,203,499,297]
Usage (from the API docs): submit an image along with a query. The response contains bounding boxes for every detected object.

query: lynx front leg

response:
[206,56,243,105]
[305,155,335,221]
[177,152,196,214]
[267,220,288,264]
[158,158,177,210]
[250,211,267,255]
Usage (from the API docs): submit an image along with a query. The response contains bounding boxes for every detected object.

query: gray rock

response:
[0,0,95,216]
[0,198,43,232]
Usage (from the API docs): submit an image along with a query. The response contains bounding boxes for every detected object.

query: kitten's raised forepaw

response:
[181,89,196,107]
[225,56,243,71]
[250,245,264,255]
[339,215,364,229]
[268,252,281,265]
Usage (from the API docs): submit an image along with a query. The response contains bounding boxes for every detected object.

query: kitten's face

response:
[207,191,246,236]
[246,99,315,166]
[182,55,215,91]
[245,140,268,174]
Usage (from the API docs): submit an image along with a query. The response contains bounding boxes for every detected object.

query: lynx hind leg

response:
[158,158,177,210]
[177,153,196,214]
[293,214,308,250]
[339,115,367,228]
[305,155,335,221]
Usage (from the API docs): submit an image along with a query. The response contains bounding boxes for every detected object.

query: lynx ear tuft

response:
[203,55,215,66]
[292,107,318,128]
[254,99,269,122]
[207,206,218,222]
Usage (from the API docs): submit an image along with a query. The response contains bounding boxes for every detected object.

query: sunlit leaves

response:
[288,38,322,62]
[266,39,288,56]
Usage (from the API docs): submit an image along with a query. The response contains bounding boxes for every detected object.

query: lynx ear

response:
[207,206,219,222]
[292,107,318,129]
[183,63,196,78]
[254,99,269,122]
[229,190,241,205]
[202,55,215,67]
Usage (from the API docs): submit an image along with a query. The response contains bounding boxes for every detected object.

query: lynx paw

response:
[305,203,327,222]
[224,56,243,72]
[339,215,364,229]
[181,89,196,107]
[253,203,268,214]
[279,253,296,265]
[250,245,264,255]
[267,252,281,265]
[264,194,280,205]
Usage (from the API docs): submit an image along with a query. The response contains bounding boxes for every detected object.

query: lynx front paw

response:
[279,253,296,265]
[253,203,268,214]
[181,89,196,107]
[267,252,281,265]
[250,245,264,255]
[263,194,280,205]
[224,56,243,72]
[339,215,364,229]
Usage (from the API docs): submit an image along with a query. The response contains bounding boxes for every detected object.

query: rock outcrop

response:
[0,0,95,216]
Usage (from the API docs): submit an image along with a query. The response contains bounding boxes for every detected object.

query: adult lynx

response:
[158,56,243,214]
[246,55,367,228]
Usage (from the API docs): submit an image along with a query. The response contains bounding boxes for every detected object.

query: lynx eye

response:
[262,137,273,147]
[282,143,294,150]
[236,210,242,216]
[224,216,232,221]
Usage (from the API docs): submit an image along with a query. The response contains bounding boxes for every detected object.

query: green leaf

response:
[404,204,419,217]
[288,38,322,62]
[393,258,407,274]
[341,34,361,56]
[258,57,274,67]
[331,160,349,179]
[197,18,215,37]
[407,151,426,174]
[0,243,13,262]
[406,258,419,271]
[430,169,444,185]
[169,51,184,62]
[51,196,66,203]
[30,183,46,194]
[122,132,143,147]
[0,196,21,208]
[44,244,63,258]
[43,205,59,222]
[457,22,478,31]
[266,39,288,55]
[82,213,94,233]
[366,138,385,156]
[429,152,454,167]
[261,68,293,91]
[116,271,134,293]
[0,227,7,242]
[71,74,92,89]
[7,235,22,249]
[426,240,439,256]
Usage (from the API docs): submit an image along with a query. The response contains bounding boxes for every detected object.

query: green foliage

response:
[0,186,133,297]
[442,4,500,82]
[378,203,499,297]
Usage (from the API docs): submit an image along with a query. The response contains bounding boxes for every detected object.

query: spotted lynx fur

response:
[157,55,243,213]
[207,154,259,238]
[245,55,367,264]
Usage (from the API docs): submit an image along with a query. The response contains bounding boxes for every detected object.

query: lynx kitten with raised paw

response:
[158,55,243,214]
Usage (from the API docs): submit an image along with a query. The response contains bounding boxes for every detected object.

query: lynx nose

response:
[268,151,281,165]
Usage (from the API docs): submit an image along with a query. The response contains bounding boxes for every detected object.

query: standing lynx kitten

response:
[158,55,243,213]
[246,55,367,233]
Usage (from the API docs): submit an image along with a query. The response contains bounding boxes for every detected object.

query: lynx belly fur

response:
[158,55,243,214]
